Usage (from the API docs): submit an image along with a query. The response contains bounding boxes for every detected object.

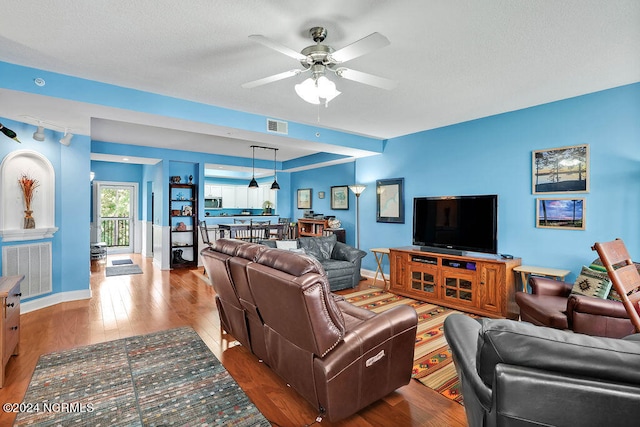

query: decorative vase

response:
[24,210,35,229]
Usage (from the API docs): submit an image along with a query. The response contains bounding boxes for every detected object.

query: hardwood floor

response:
[0,254,467,427]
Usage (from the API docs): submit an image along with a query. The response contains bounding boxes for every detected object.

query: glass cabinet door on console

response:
[407,255,439,297]
[441,269,476,306]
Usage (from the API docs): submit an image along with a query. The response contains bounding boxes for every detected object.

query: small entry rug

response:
[15,327,270,426]
[105,264,143,277]
[111,258,134,266]
[343,288,472,404]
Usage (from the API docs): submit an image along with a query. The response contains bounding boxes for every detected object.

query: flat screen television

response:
[412,195,498,255]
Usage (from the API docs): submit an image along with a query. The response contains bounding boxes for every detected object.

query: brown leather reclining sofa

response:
[201,238,418,422]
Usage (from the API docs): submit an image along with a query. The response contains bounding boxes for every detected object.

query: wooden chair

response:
[271,217,291,239]
[592,238,640,332]
[198,221,212,274]
[199,221,213,246]
[250,219,270,242]
[232,225,253,242]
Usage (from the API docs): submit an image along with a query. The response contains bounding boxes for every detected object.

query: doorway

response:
[94,182,138,254]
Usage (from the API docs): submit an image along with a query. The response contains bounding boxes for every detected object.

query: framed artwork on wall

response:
[536,198,585,230]
[297,188,312,209]
[376,178,404,223]
[330,186,349,210]
[532,144,589,194]
[318,191,325,199]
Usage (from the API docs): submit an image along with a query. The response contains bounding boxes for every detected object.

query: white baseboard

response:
[361,268,376,279]
[21,289,93,314]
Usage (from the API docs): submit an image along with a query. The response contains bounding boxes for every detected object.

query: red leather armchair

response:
[516,276,635,338]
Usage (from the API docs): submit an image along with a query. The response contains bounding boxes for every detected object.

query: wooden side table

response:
[513,265,571,293]
[371,248,390,290]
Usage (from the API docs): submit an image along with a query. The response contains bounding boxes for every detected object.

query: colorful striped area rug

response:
[15,327,270,426]
[343,288,471,404]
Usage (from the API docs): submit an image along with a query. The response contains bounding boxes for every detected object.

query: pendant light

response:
[270,148,280,190]
[248,145,259,188]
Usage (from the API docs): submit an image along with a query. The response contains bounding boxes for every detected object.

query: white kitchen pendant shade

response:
[248,145,259,188]
[270,148,280,190]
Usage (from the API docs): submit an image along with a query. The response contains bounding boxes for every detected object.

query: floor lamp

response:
[349,184,366,249]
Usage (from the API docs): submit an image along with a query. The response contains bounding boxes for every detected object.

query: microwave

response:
[205,197,222,209]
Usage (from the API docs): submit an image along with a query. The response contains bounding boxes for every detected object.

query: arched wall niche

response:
[0,150,58,241]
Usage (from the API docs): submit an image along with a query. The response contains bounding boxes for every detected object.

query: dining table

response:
[218,222,287,241]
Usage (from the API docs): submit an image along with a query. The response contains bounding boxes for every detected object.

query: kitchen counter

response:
[201,215,280,226]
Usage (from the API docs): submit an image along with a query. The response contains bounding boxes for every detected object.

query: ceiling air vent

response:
[267,119,288,135]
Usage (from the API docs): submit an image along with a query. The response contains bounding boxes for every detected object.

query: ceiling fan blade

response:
[329,32,390,63]
[249,34,307,61]
[241,69,303,89]
[335,68,397,90]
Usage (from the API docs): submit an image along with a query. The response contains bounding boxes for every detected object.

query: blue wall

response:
[291,162,357,245]
[0,118,90,301]
[346,83,640,280]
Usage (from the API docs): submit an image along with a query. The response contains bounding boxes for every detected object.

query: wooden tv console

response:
[389,247,521,319]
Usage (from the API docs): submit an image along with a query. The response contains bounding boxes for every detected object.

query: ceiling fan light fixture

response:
[295,78,320,104]
[295,75,341,106]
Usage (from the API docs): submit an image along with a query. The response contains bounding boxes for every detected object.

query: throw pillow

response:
[276,240,298,250]
[608,288,623,302]
[571,266,612,299]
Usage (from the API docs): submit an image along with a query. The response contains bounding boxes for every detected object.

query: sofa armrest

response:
[331,242,367,263]
[494,364,640,427]
[319,305,417,377]
[443,314,492,412]
[529,276,573,296]
[477,318,640,387]
[313,305,418,421]
[567,294,630,319]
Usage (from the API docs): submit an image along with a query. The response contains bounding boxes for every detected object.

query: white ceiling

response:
[0,0,638,170]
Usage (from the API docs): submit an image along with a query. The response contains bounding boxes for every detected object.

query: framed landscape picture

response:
[297,188,312,209]
[532,144,589,194]
[536,198,585,230]
[376,178,404,223]
[330,186,349,210]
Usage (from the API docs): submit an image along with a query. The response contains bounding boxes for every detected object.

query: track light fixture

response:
[19,117,76,145]
[59,131,73,146]
[33,124,45,141]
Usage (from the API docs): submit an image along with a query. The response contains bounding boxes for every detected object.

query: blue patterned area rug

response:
[15,327,270,426]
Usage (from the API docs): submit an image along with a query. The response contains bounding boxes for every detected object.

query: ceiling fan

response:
[242,27,397,105]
